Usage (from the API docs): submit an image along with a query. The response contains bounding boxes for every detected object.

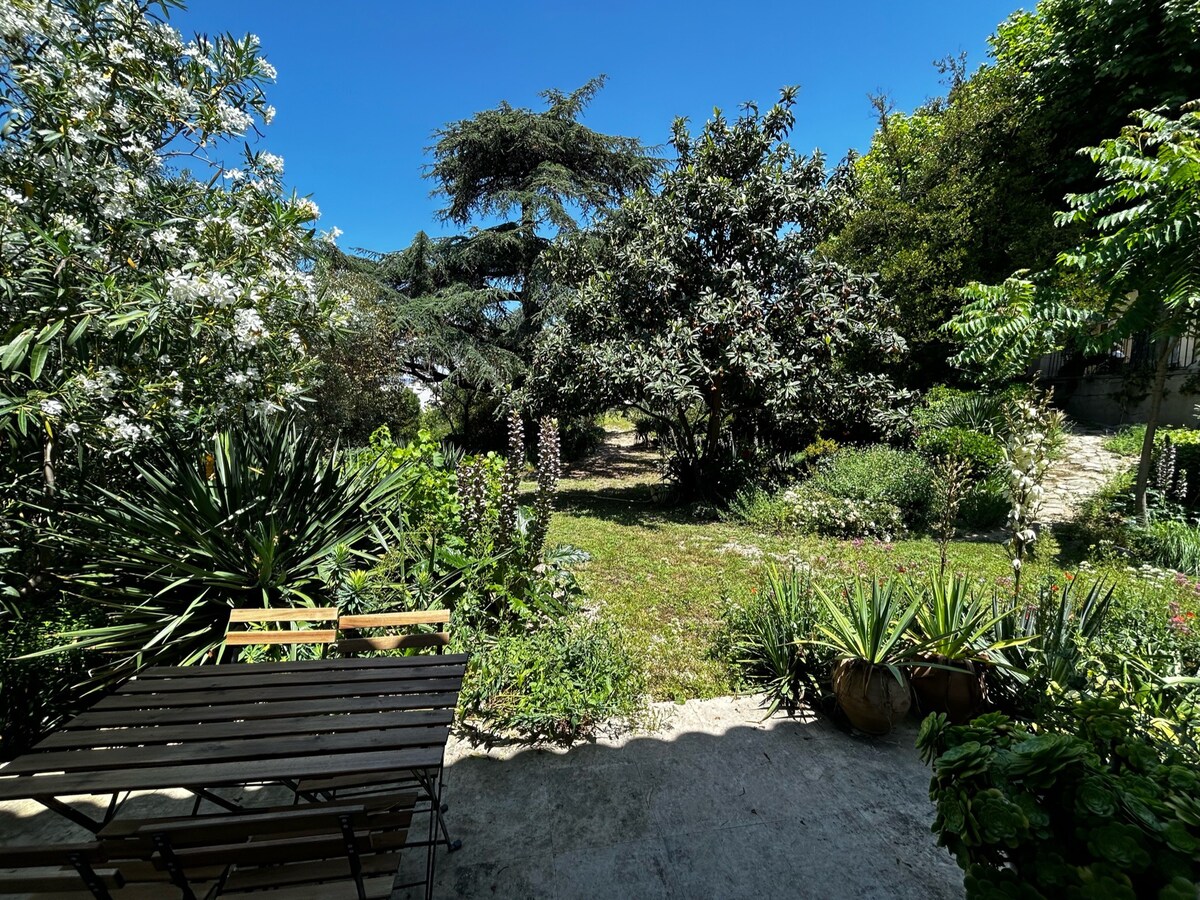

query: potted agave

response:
[906,575,1031,723]
[809,578,933,736]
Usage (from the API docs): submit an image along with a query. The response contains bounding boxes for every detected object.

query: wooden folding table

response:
[0,654,468,897]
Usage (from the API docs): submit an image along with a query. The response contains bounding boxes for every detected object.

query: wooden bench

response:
[332,610,451,656]
[0,842,125,899]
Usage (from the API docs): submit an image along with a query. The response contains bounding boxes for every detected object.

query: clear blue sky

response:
[173,1,1023,254]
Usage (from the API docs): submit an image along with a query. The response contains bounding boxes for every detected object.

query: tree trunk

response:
[1134,336,1177,523]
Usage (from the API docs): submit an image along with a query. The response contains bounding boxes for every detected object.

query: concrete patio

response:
[0,696,964,899]
[398,695,963,899]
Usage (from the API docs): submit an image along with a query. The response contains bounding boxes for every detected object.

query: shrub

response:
[48,416,418,695]
[959,476,1009,530]
[722,487,794,533]
[722,565,831,714]
[918,696,1200,899]
[457,617,645,742]
[1132,520,1200,576]
[783,486,906,539]
[916,427,1004,480]
[809,446,936,528]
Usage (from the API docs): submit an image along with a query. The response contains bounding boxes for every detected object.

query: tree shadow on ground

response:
[555,483,715,529]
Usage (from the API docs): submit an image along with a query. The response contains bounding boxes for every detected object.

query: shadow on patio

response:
[395,696,964,899]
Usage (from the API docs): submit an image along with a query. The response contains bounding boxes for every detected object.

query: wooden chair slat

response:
[45,709,453,750]
[92,676,463,712]
[338,610,450,628]
[223,630,336,646]
[0,843,105,869]
[130,654,469,678]
[0,746,444,801]
[221,852,400,893]
[228,608,338,623]
[334,633,450,654]
[0,868,124,892]
[9,724,449,775]
[225,873,396,899]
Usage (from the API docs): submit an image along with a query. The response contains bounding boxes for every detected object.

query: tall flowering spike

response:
[1002,390,1062,591]
[496,406,524,550]
[455,458,489,550]
[528,417,562,560]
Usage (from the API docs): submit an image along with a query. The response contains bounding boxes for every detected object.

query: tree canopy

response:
[534,89,910,497]
[823,0,1200,387]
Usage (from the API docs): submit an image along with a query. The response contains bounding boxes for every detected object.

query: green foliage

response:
[536,88,911,498]
[948,103,1200,518]
[457,617,645,743]
[987,577,1116,713]
[907,575,1029,663]
[917,694,1200,899]
[309,267,422,446]
[826,0,1200,387]
[722,565,832,714]
[781,486,906,540]
[1134,520,1200,576]
[0,602,97,760]
[722,487,795,534]
[808,577,933,681]
[809,446,936,529]
[328,78,657,442]
[916,428,1004,480]
[43,417,416,695]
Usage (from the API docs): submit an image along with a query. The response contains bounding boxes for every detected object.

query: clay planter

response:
[831,658,911,735]
[909,655,986,723]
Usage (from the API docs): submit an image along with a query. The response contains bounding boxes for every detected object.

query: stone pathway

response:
[1038,428,1127,524]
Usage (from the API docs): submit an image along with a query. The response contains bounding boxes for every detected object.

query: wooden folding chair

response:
[0,842,126,899]
[331,610,451,656]
[127,797,419,900]
[222,607,338,659]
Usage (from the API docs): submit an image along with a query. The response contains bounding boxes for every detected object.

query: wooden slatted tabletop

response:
[0,655,468,813]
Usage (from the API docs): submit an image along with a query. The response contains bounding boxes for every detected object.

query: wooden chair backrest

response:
[0,842,122,898]
[223,607,339,649]
[333,610,451,655]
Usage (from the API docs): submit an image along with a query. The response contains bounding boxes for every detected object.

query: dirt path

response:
[563,427,660,491]
[1039,428,1127,524]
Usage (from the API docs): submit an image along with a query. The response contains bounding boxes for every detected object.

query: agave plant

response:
[40,416,418,694]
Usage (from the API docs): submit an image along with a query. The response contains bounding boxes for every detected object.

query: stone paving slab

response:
[0,696,965,899]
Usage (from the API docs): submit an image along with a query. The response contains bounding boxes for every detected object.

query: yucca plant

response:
[810,578,930,679]
[908,575,1032,664]
[730,564,828,715]
[906,574,1033,721]
[807,577,938,734]
[38,416,418,694]
[987,577,1115,714]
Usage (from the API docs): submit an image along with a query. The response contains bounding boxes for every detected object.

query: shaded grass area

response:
[547,465,1070,701]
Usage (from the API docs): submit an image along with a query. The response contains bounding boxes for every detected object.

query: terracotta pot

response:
[831,659,911,735]
[909,655,986,723]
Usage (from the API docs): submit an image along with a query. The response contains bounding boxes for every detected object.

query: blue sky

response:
[174,1,1023,253]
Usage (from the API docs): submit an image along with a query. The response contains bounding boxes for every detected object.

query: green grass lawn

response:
[545,441,1076,701]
